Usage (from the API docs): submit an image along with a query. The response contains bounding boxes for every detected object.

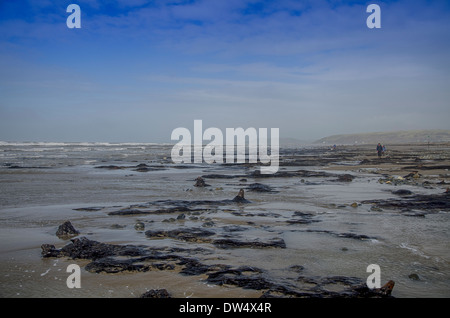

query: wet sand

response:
[0,142,449,298]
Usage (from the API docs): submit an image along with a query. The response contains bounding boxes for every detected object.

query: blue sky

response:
[0,0,449,142]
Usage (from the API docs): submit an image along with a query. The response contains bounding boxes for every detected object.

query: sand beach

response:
[0,142,449,298]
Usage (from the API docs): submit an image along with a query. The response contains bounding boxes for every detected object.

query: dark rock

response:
[144,230,168,239]
[95,163,165,172]
[222,225,247,232]
[287,211,318,225]
[7,165,50,169]
[108,206,191,216]
[402,211,426,217]
[41,237,193,274]
[85,257,149,273]
[392,189,413,196]
[158,206,193,213]
[261,276,395,298]
[108,208,149,216]
[194,177,210,187]
[322,277,395,298]
[178,259,223,276]
[337,233,373,240]
[136,163,149,168]
[286,219,315,225]
[140,289,171,298]
[110,224,126,229]
[305,229,377,241]
[205,266,273,290]
[289,265,305,273]
[202,174,240,179]
[166,228,216,242]
[404,165,450,171]
[73,207,104,212]
[213,238,286,249]
[56,221,80,239]
[109,192,252,213]
[52,237,145,260]
[41,244,60,258]
[134,167,153,172]
[133,163,165,172]
[202,221,215,227]
[40,236,395,298]
[334,174,355,182]
[232,189,251,203]
[145,228,215,243]
[176,213,186,220]
[203,169,334,180]
[292,211,315,217]
[362,192,450,212]
[370,205,383,212]
[134,221,145,231]
[95,165,125,170]
[246,183,276,193]
[352,280,395,297]
[403,172,421,179]
[151,263,175,271]
[359,159,371,165]
[250,169,333,179]
[408,273,420,281]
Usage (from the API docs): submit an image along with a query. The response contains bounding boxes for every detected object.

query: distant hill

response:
[314,129,450,145]
[280,137,313,147]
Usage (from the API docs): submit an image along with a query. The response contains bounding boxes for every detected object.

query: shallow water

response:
[0,142,449,298]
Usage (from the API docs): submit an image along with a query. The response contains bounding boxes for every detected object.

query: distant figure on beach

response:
[382,145,386,154]
[376,143,383,158]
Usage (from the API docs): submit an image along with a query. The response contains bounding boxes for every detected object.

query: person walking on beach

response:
[376,143,383,158]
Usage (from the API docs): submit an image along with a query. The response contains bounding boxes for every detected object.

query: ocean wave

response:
[0,141,173,147]
[399,242,430,259]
